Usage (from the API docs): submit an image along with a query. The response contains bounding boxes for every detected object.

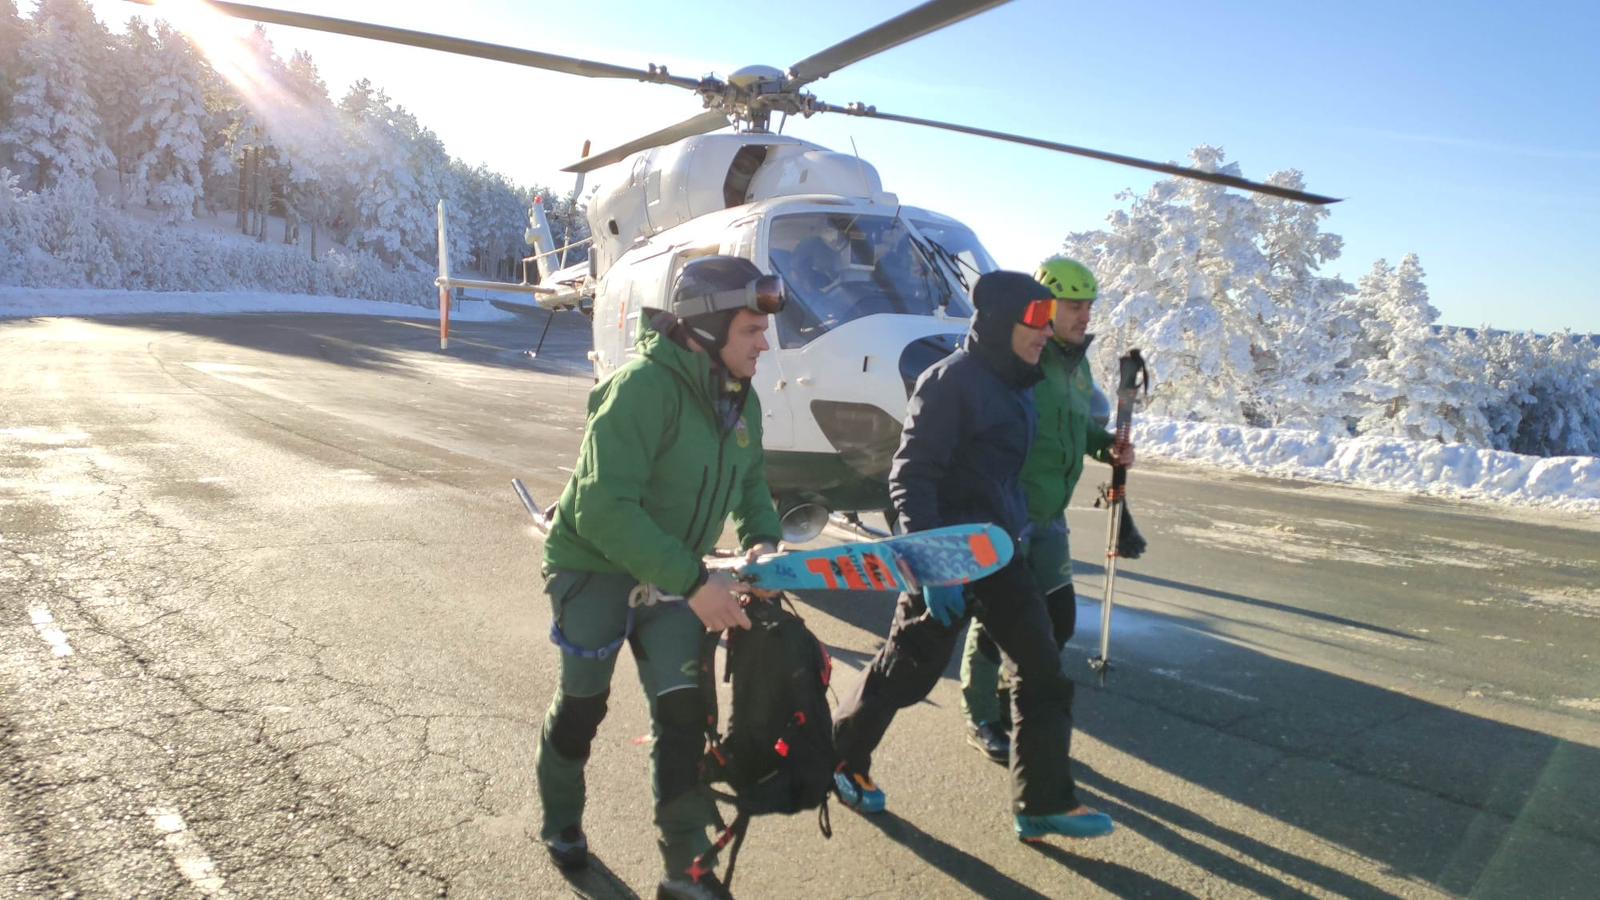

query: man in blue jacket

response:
[830,270,1114,842]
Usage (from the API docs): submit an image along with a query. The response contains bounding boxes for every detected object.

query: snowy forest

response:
[0,0,584,301]
[1,1,1597,461]
[1064,148,1600,459]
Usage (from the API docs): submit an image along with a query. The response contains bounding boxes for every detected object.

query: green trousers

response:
[960,517,1074,726]
[533,568,719,877]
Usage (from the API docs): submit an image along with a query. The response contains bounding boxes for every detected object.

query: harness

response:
[547,580,683,660]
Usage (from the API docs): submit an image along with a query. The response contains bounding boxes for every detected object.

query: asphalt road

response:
[2,312,1597,899]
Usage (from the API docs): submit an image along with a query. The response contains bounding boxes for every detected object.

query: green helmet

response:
[1035,257,1098,301]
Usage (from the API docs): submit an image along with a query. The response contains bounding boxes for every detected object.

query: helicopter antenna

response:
[849,137,874,198]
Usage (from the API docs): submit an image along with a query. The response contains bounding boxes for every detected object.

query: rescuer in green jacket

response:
[959,257,1134,763]
[536,256,786,900]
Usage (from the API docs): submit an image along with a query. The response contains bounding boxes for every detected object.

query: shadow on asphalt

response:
[1071,763,1402,899]
[1074,561,1425,642]
[558,855,642,900]
[797,581,1599,897]
[1020,840,1196,900]
[853,812,1056,899]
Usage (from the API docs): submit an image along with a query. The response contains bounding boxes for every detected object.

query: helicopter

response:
[150,0,1338,542]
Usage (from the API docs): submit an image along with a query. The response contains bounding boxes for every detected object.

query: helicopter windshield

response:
[908,218,999,288]
[767,212,974,349]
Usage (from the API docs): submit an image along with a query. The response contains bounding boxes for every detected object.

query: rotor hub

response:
[704,65,821,131]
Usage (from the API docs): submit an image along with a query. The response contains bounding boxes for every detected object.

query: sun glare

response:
[139,0,340,157]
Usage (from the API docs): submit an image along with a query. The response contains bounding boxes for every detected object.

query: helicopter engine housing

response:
[585,134,894,278]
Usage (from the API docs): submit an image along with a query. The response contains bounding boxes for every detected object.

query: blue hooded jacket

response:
[888,271,1047,541]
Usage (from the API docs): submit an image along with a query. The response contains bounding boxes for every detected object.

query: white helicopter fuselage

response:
[587,191,995,537]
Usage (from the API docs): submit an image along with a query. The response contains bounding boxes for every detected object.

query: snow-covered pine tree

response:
[548,183,592,268]
[404,118,450,271]
[279,49,340,256]
[1251,168,1357,431]
[1064,147,1282,424]
[123,22,206,222]
[0,0,114,191]
[0,1,27,168]
[1352,254,1490,444]
[0,165,26,283]
[1503,331,1600,457]
[336,81,436,271]
[1475,329,1536,451]
[103,16,157,206]
[443,161,488,274]
[193,46,238,217]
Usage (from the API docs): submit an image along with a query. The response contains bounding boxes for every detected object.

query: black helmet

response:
[669,255,784,351]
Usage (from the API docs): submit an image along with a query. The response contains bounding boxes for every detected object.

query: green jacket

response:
[543,324,784,595]
[1020,335,1115,526]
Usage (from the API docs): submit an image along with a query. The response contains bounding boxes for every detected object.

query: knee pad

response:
[1045,584,1078,646]
[655,688,708,804]
[546,690,609,761]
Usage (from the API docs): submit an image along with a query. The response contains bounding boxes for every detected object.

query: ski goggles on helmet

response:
[1019,298,1057,330]
[674,274,787,319]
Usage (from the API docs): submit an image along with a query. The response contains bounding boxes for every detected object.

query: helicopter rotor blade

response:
[130,1,703,89]
[787,0,1010,89]
[562,110,731,173]
[820,103,1341,204]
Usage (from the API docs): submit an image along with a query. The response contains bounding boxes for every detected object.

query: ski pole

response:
[1089,349,1148,686]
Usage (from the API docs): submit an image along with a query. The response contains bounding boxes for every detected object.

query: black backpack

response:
[691,596,835,887]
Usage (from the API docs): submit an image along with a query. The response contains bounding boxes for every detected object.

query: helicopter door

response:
[725,219,796,452]
[748,316,793,450]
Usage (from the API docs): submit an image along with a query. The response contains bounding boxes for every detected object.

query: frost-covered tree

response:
[0,0,114,191]
[443,161,485,272]
[1249,169,1357,431]
[547,184,592,269]
[120,22,206,220]
[102,16,158,204]
[1351,255,1490,444]
[1495,331,1600,457]
[336,80,438,269]
[1065,146,1320,425]
[276,49,340,254]
[0,2,27,160]
[0,166,26,282]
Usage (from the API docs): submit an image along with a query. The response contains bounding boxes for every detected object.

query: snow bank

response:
[1136,418,1600,515]
[0,286,520,322]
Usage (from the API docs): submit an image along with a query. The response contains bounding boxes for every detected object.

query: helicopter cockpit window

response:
[767,213,972,349]
[908,219,999,287]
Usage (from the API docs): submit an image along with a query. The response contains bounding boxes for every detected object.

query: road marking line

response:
[28,603,74,657]
[148,807,232,897]
[1150,667,1260,703]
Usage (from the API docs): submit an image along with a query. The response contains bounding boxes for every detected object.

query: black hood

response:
[966,270,1049,388]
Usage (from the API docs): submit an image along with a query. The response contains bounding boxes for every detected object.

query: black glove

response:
[1095,484,1148,560]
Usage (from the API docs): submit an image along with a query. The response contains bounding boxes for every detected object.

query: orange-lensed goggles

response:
[1020,298,1057,330]
[678,274,787,318]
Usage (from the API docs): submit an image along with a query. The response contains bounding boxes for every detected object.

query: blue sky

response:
[85,0,1600,333]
